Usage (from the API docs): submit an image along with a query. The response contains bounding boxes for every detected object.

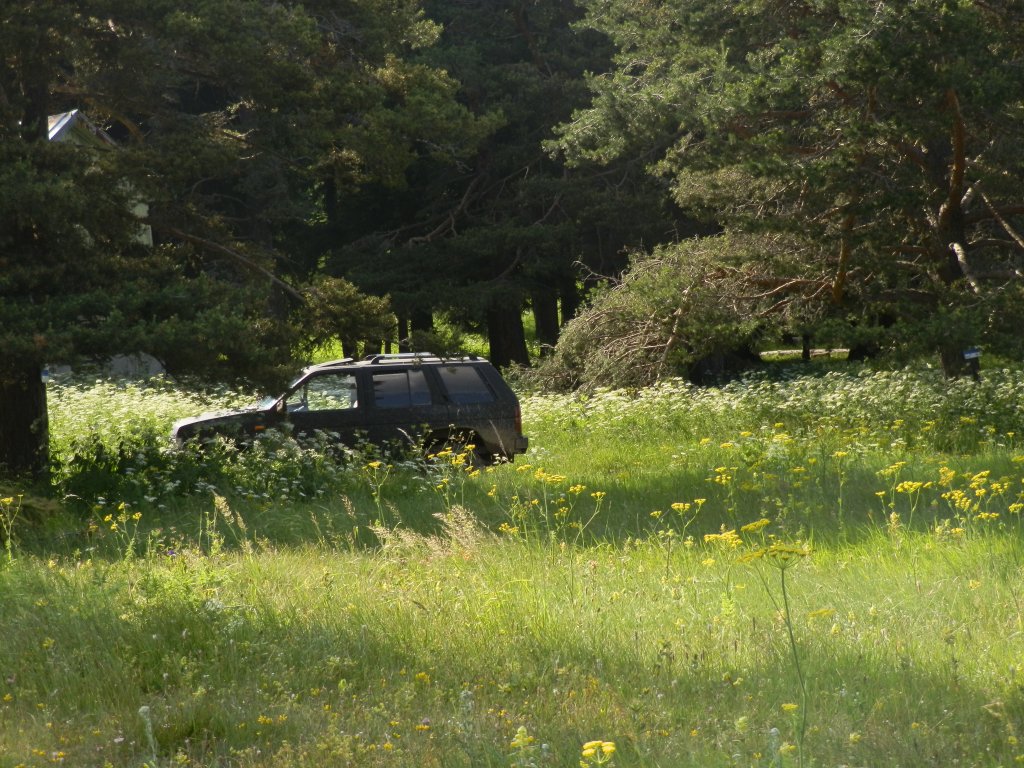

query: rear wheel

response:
[426,433,492,468]
[453,443,492,469]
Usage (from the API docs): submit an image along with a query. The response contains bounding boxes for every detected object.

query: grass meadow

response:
[2,364,1024,767]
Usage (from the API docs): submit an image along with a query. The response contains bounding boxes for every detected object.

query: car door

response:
[364,367,436,449]
[283,370,365,444]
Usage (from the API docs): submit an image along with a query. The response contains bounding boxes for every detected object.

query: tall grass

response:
[1,364,1023,766]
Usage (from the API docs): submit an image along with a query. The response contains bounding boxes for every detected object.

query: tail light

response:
[515,405,523,435]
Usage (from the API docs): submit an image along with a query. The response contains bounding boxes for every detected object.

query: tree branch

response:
[965,204,1024,225]
[950,241,982,295]
[149,221,305,302]
[744,276,831,297]
[405,173,488,246]
[980,192,1024,253]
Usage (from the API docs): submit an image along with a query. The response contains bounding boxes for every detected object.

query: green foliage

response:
[6,0,1024,482]
[0,0,491,474]
[557,0,1024,363]
[2,507,1024,765]
[34,363,1024,543]
[296,276,397,356]
[0,139,146,365]
[532,233,825,389]
[3,368,1024,764]
[332,0,684,365]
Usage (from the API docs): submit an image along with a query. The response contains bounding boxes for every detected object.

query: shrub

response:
[530,232,826,390]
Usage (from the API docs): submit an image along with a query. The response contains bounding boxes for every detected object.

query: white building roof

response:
[47,109,116,146]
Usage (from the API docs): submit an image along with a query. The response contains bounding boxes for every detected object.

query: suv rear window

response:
[372,370,432,408]
[437,365,495,404]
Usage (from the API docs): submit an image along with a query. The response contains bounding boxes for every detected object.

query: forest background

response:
[3,0,1024,477]
[4,3,1024,766]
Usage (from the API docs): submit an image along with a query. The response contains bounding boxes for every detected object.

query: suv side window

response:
[372,369,432,408]
[301,373,358,410]
[437,366,495,404]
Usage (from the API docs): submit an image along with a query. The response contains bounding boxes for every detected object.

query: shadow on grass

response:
[3,545,1021,767]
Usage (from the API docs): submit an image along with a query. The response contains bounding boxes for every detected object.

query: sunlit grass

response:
[3,364,1024,765]
[2,529,1022,766]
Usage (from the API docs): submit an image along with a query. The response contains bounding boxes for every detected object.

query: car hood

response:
[171,407,263,439]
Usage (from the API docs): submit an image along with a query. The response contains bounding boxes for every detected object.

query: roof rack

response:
[363,352,441,364]
[305,352,487,371]
[304,357,354,371]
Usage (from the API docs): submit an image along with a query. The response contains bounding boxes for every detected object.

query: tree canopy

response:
[321,0,688,366]
[3,0,1024,473]
[553,0,1024,378]
[0,0,481,475]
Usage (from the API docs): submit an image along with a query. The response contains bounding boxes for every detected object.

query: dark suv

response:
[172,353,529,463]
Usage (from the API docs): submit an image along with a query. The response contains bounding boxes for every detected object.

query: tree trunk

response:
[531,288,560,356]
[361,338,385,357]
[411,310,434,334]
[559,277,581,326]
[933,90,978,380]
[0,365,49,479]
[487,302,530,368]
[940,344,980,380]
[397,316,410,351]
